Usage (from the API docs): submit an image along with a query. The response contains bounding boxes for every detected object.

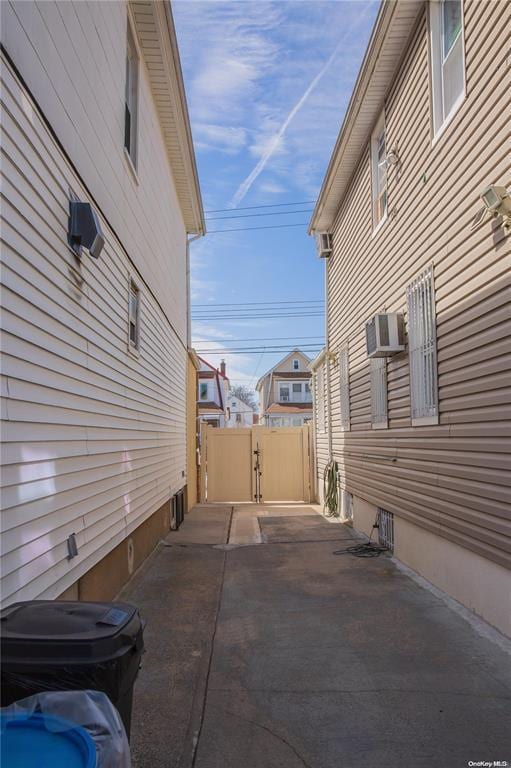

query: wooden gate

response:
[201,425,313,503]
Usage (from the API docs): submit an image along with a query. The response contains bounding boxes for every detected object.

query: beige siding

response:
[0,0,188,335]
[0,54,188,605]
[320,1,511,568]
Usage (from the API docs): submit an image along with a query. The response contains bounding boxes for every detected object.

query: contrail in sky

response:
[229,13,370,209]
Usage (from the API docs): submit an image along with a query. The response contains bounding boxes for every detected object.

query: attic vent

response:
[365,313,405,357]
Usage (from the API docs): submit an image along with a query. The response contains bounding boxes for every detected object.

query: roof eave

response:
[309,0,424,235]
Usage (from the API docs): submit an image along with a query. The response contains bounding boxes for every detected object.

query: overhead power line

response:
[193,300,323,308]
[205,200,315,213]
[192,312,324,320]
[207,222,309,234]
[194,335,324,342]
[195,347,322,355]
[205,209,313,221]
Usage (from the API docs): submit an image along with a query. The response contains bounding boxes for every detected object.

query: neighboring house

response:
[197,358,229,427]
[256,350,313,427]
[225,394,254,428]
[0,1,204,606]
[309,0,510,636]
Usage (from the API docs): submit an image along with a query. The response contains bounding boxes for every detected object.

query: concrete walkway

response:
[123,504,511,768]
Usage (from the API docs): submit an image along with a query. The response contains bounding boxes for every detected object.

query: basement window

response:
[429,0,465,137]
[128,279,140,351]
[124,19,139,166]
[407,266,438,425]
[378,508,394,552]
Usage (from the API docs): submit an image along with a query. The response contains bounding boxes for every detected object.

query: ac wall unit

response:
[365,313,405,358]
[315,232,333,258]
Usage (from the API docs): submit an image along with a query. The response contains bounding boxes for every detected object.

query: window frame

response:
[370,356,388,429]
[278,382,291,402]
[370,112,388,232]
[199,382,209,401]
[339,344,350,431]
[429,0,466,141]
[124,15,140,170]
[407,265,439,426]
[293,358,300,370]
[128,277,140,354]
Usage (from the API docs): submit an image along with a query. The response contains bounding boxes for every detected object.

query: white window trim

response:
[370,357,388,429]
[429,0,466,142]
[127,277,141,356]
[407,265,439,426]
[339,344,350,431]
[370,111,388,232]
[124,12,140,169]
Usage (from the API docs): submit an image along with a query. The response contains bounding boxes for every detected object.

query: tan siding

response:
[0,56,188,605]
[322,3,511,569]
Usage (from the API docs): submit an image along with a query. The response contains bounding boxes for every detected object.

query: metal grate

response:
[338,344,350,430]
[378,508,394,551]
[407,265,438,423]
[370,357,388,428]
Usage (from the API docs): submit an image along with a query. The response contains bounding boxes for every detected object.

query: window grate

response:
[315,365,326,433]
[370,357,388,428]
[378,508,394,551]
[407,265,438,425]
[339,344,350,430]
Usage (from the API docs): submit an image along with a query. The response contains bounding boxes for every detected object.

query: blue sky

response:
[173,0,379,392]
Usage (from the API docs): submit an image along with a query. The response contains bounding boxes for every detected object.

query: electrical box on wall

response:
[365,313,405,357]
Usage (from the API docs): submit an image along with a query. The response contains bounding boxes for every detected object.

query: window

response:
[407,265,438,425]
[199,382,208,401]
[339,344,350,430]
[236,413,242,424]
[293,359,299,370]
[125,21,139,164]
[315,365,326,433]
[128,279,140,350]
[370,357,388,429]
[279,384,290,402]
[371,113,387,228]
[429,0,465,136]
[292,383,302,394]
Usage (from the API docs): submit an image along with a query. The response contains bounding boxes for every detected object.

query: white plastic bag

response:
[1,689,131,767]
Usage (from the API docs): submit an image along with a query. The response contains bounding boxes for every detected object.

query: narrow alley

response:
[125,506,511,768]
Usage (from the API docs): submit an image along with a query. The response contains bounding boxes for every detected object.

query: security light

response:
[480,185,511,219]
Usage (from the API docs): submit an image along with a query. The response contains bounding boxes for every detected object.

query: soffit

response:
[130,1,205,234]
[310,0,424,233]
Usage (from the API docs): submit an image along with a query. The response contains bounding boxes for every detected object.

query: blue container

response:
[0,711,96,768]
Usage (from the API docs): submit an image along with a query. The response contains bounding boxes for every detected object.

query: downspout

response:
[324,256,333,458]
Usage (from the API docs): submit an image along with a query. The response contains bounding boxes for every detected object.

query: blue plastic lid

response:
[0,712,96,768]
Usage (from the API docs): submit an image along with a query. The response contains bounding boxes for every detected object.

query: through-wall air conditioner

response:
[315,232,333,258]
[365,313,405,358]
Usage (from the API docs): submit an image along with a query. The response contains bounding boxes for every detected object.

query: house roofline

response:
[255,348,312,391]
[309,0,424,235]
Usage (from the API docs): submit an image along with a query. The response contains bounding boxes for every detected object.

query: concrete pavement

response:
[124,504,511,768]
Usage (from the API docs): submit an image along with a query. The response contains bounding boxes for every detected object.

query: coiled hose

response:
[323,459,339,517]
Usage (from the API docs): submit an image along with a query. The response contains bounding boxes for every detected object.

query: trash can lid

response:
[0,712,96,768]
[0,601,143,663]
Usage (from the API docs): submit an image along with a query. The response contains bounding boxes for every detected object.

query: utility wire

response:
[205,209,313,221]
[207,222,309,234]
[205,200,315,213]
[193,335,324,342]
[192,313,324,320]
[193,300,323,307]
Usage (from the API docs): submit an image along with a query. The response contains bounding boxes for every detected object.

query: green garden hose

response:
[323,459,339,517]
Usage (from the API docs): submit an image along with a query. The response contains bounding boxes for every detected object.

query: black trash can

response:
[0,600,144,739]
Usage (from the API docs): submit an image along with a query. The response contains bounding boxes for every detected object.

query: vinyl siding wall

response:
[1,33,188,604]
[0,0,188,335]
[319,0,511,571]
